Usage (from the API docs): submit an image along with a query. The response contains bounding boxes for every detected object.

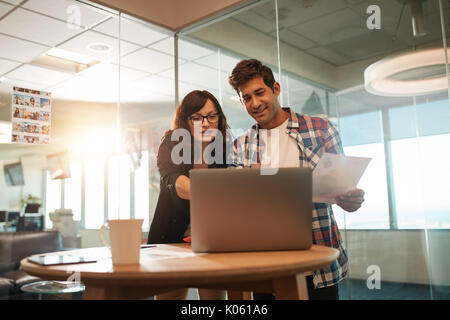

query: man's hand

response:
[336,189,365,212]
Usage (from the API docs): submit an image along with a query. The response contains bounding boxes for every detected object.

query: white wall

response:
[341,230,450,286]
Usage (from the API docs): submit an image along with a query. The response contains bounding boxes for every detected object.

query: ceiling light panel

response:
[232,10,276,34]
[1,0,22,5]
[0,8,83,46]
[79,63,148,84]
[0,1,13,16]
[160,62,220,91]
[305,46,351,65]
[178,82,219,102]
[193,52,240,74]
[45,47,95,65]
[58,30,139,62]
[93,16,168,46]
[252,0,347,28]
[0,34,49,62]
[48,75,116,102]
[23,0,112,28]
[6,64,73,86]
[121,88,174,104]
[270,29,317,51]
[0,58,21,75]
[289,8,368,46]
[120,48,178,74]
[124,75,175,97]
[150,38,215,61]
[328,31,406,61]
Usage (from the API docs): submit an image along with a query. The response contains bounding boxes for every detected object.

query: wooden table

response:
[21,243,339,300]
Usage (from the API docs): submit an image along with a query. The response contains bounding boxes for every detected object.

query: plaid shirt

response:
[230,108,348,289]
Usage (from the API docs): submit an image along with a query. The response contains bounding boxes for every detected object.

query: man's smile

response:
[252,106,267,117]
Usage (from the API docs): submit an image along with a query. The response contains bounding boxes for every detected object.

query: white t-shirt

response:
[260,118,312,275]
[260,118,299,168]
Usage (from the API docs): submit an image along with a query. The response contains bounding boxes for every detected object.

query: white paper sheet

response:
[313,153,371,204]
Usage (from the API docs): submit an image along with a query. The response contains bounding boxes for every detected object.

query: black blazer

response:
[147,131,227,244]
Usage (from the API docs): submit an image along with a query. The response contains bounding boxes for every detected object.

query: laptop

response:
[189,167,312,253]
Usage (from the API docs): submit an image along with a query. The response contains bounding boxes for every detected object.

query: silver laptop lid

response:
[190,167,312,253]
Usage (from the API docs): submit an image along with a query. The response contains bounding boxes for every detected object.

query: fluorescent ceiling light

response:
[31,48,100,74]
[45,48,94,65]
[364,48,450,97]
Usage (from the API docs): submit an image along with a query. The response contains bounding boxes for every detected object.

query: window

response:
[134,151,150,230]
[45,172,61,229]
[64,162,82,221]
[108,155,131,220]
[389,100,450,229]
[108,157,119,220]
[333,143,390,229]
[333,111,390,229]
[84,158,104,229]
[334,98,450,230]
[391,134,450,229]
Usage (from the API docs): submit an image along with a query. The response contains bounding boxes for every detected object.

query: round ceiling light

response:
[364,47,450,97]
[87,42,113,54]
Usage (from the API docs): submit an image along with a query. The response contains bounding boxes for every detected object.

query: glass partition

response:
[331,0,450,300]
[0,0,448,302]
[182,0,450,301]
[182,0,280,133]
[118,14,175,229]
[0,0,120,233]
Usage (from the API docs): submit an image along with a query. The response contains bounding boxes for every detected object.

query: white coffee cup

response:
[100,219,143,265]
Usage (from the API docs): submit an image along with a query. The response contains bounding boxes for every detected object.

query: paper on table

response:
[313,153,371,204]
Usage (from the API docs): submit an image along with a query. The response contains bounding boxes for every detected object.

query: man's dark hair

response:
[228,59,276,95]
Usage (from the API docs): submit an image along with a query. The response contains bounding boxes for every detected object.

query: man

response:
[228,59,365,300]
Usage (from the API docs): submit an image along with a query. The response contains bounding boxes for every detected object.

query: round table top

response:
[21,244,339,286]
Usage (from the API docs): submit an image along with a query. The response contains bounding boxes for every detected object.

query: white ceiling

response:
[0,0,253,105]
[0,0,448,107]
[233,0,450,66]
[23,0,110,28]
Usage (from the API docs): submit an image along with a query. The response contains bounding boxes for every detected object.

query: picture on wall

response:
[11,86,51,145]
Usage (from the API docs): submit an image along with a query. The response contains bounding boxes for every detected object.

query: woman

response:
[148,90,230,300]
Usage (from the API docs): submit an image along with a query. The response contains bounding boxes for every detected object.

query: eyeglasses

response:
[188,113,220,125]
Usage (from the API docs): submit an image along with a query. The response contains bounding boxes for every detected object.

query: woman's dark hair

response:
[168,90,230,138]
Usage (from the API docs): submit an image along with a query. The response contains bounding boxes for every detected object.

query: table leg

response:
[82,285,107,300]
[227,291,253,300]
[272,274,309,300]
